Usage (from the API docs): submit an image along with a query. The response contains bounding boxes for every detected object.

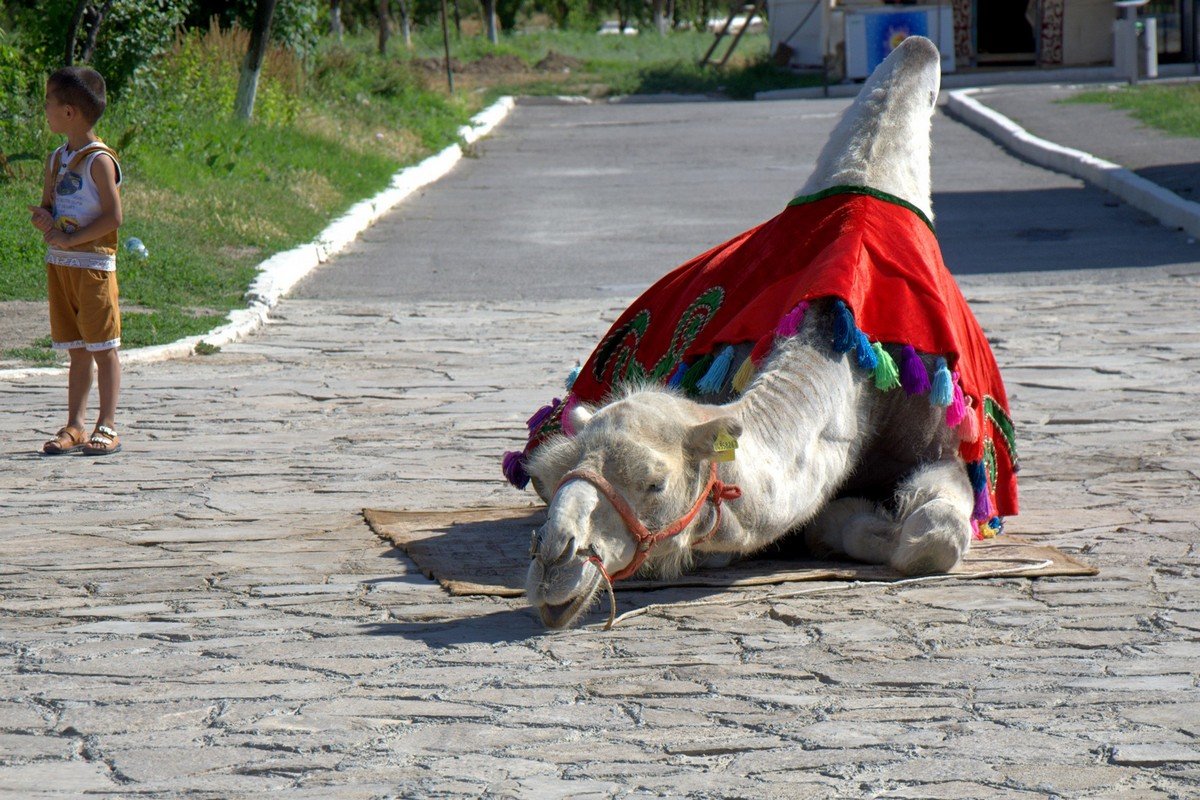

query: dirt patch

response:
[0,300,47,347]
[415,53,530,76]
[0,301,55,367]
[536,51,583,73]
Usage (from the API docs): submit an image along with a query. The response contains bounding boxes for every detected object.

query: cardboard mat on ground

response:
[364,507,1097,597]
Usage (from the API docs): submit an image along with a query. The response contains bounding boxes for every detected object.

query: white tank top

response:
[47,142,123,271]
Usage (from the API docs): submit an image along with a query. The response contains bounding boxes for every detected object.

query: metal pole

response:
[440,0,454,93]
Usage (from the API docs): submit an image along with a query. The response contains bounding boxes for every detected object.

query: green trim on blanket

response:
[984,396,1018,465]
[787,185,936,234]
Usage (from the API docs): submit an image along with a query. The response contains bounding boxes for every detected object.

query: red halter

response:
[553,462,743,583]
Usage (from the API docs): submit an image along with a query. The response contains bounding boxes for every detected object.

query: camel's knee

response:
[891,498,970,575]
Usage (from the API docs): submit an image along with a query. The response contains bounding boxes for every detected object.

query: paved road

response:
[978,82,1200,206]
[295,99,1200,304]
[2,98,1199,798]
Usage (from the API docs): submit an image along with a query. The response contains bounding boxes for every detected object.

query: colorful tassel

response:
[899,345,930,395]
[697,346,735,394]
[502,451,530,489]
[967,461,987,493]
[930,357,953,407]
[565,362,581,390]
[832,300,855,353]
[872,343,900,391]
[973,486,994,521]
[958,396,980,443]
[680,355,712,393]
[667,362,687,389]
[526,398,561,432]
[988,517,1004,535]
[560,395,579,436]
[775,301,809,338]
[854,331,878,371]
[731,357,756,394]
[945,373,967,427]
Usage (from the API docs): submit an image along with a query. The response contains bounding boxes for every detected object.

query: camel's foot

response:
[889,460,973,575]
[891,498,969,575]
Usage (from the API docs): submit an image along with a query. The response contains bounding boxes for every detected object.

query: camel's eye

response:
[646,481,665,494]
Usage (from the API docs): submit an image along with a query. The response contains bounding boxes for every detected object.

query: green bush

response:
[14,0,188,97]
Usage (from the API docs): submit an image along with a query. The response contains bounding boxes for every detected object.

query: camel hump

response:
[797,35,941,222]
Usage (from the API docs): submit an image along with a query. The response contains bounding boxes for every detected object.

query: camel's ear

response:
[567,403,594,432]
[684,417,743,463]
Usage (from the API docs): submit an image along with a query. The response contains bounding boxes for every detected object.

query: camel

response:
[508,37,1018,629]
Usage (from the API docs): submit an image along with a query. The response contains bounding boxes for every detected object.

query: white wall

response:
[1063,0,1116,65]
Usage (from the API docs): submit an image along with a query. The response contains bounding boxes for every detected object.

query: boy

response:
[29,66,124,456]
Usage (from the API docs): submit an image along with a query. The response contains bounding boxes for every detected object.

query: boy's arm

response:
[43,154,123,248]
[28,152,56,233]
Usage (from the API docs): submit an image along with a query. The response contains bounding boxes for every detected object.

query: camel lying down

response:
[503,37,1019,629]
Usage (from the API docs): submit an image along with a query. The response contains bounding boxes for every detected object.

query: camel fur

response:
[523,37,985,630]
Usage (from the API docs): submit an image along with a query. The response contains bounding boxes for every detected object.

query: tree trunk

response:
[234,0,277,121]
[330,0,343,39]
[439,0,455,92]
[652,0,667,35]
[482,0,498,44]
[452,0,462,37]
[397,0,412,48]
[81,0,115,63]
[64,0,88,65]
[377,0,390,55]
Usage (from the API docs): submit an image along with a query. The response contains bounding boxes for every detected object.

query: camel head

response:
[799,34,942,221]
[524,388,741,629]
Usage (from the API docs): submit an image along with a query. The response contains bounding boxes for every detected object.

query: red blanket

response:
[507,187,1017,535]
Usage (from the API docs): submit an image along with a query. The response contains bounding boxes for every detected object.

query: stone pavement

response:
[3,97,1200,798]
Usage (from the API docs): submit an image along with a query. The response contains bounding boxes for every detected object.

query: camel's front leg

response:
[805,459,973,575]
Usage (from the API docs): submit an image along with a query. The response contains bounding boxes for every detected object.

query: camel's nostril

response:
[554,535,577,565]
[529,528,541,560]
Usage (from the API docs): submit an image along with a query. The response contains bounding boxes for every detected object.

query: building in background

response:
[768,0,1198,77]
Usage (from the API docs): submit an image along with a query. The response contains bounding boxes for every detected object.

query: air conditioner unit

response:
[844,5,955,79]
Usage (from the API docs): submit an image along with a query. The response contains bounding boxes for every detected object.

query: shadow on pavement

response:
[363,609,544,646]
[934,186,1199,275]
[1137,163,1200,201]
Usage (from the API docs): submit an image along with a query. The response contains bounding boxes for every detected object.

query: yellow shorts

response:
[46,262,121,351]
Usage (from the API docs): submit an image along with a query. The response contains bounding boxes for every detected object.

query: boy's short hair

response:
[47,66,107,124]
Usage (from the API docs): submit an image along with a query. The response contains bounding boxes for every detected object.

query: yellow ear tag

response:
[712,431,738,463]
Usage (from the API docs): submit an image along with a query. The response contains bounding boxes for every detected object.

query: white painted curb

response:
[944,87,1200,239]
[3,97,516,381]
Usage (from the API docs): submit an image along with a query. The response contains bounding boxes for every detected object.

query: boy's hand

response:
[28,205,53,233]
[43,228,72,247]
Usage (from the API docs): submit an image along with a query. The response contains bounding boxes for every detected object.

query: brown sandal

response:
[42,425,87,455]
[82,425,122,456]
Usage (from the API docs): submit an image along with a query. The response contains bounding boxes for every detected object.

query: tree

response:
[64,0,116,65]
[330,0,343,39]
[652,0,667,35]
[397,0,412,48]
[481,0,498,43]
[377,0,390,55]
[234,0,278,120]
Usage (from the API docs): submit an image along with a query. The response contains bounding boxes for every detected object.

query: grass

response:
[1,28,470,362]
[1,24,820,365]
[402,28,823,99]
[1064,82,1200,138]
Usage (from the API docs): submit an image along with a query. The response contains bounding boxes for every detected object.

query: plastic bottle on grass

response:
[124,237,148,259]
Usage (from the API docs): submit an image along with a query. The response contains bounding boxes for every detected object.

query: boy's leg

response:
[75,266,121,453]
[92,347,120,429]
[67,347,93,430]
